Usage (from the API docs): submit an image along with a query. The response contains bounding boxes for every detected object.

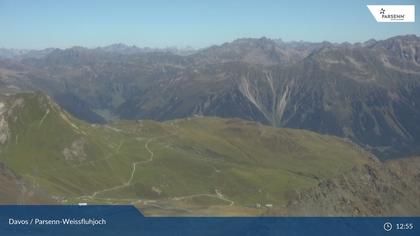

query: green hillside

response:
[0,92,374,215]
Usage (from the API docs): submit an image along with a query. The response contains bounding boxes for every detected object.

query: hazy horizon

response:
[1,33,419,51]
[1,0,419,49]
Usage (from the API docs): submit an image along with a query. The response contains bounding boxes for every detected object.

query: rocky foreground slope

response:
[272,157,420,216]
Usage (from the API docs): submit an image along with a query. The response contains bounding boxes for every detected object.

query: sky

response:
[1,0,419,49]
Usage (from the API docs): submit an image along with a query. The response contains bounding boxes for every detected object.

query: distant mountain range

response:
[1,35,420,159]
[0,44,196,59]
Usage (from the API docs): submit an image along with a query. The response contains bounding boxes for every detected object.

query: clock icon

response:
[384,222,393,232]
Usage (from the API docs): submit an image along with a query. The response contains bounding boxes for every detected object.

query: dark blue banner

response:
[0,205,418,236]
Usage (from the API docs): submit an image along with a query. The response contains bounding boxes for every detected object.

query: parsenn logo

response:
[379,8,386,15]
[367,5,415,22]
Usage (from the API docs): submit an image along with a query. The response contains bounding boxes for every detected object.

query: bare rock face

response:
[0,102,9,145]
[0,96,27,147]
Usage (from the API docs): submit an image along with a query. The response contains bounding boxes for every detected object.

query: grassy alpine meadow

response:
[0,93,373,215]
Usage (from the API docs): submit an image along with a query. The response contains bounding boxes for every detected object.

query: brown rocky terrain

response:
[267,156,420,216]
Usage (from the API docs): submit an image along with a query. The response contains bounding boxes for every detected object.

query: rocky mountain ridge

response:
[1,35,419,159]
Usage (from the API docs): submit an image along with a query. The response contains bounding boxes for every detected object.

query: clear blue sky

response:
[1,0,419,49]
